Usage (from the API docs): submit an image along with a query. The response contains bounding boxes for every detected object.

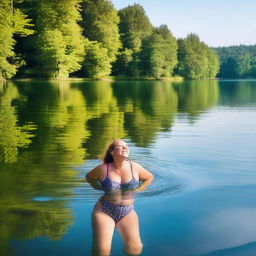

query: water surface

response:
[0,79,256,256]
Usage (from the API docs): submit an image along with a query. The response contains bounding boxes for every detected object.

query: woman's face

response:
[112,140,129,158]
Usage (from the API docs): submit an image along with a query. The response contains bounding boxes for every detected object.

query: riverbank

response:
[7,76,184,82]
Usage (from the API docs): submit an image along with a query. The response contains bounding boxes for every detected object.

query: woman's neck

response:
[112,158,127,169]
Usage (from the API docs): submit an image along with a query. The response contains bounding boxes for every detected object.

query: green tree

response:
[0,0,33,79]
[140,33,165,78]
[214,45,256,78]
[118,4,152,52]
[112,48,133,76]
[33,0,85,78]
[235,53,252,77]
[116,4,153,76]
[83,40,112,79]
[140,25,178,78]
[207,48,220,78]
[82,0,121,63]
[176,34,219,79]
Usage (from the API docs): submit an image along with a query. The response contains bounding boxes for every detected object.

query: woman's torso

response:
[99,161,140,205]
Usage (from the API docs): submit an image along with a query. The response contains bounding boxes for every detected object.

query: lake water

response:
[0,79,256,256]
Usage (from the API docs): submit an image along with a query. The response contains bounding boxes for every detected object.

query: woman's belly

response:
[101,190,136,205]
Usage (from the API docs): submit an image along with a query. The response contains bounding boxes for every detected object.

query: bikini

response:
[98,161,140,223]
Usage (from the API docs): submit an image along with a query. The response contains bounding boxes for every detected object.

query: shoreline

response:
[4,76,184,82]
[3,77,256,83]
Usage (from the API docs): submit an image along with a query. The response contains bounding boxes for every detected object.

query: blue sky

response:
[111,0,256,47]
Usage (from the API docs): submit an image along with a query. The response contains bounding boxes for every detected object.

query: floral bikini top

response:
[100,161,140,191]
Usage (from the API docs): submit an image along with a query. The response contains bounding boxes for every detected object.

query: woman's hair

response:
[102,139,121,163]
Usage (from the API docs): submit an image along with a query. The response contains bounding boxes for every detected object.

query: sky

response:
[111,0,256,47]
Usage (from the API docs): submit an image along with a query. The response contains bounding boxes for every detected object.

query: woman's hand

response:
[135,184,146,192]
[88,179,102,190]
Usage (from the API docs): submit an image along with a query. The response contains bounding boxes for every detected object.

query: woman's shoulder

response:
[93,163,107,173]
[86,163,107,179]
[129,160,143,170]
[96,163,106,169]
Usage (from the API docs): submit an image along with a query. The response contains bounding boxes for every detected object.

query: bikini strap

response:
[129,161,134,178]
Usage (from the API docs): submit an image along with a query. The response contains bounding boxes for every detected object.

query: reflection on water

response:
[218,80,256,106]
[0,79,256,255]
[0,79,220,163]
[0,83,35,163]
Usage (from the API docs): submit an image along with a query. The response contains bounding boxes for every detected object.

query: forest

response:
[0,0,220,80]
[215,45,256,78]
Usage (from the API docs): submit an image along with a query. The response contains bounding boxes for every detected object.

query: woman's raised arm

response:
[86,165,102,190]
[136,163,154,192]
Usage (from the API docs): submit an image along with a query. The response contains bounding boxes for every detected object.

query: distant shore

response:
[4,76,184,82]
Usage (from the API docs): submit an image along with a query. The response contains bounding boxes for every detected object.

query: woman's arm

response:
[136,163,154,192]
[85,165,102,190]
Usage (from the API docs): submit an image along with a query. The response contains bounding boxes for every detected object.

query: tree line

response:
[0,0,220,80]
[214,45,256,78]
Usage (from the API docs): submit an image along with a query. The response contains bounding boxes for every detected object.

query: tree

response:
[176,34,219,79]
[81,0,121,64]
[140,33,165,78]
[32,0,85,78]
[118,4,153,52]
[83,40,112,79]
[214,45,256,78]
[179,34,208,79]
[140,25,178,78]
[112,48,133,76]
[116,4,153,76]
[0,0,33,79]
[207,48,220,78]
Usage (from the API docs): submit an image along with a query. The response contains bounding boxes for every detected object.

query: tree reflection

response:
[0,82,35,163]
[0,81,90,253]
[219,80,256,106]
[112,81,178,146]
[175,80,219,118]
[77,82,126,158]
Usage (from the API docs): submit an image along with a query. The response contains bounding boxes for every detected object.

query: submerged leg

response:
[116,210,143,256]
[92,201,115,256]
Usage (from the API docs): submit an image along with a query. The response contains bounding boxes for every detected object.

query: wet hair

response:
[102,139,121,164]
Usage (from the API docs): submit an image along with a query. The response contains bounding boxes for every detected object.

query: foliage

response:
[36,29,67,78]
[83,40,112,79]
[33,0,85,78]
[82,0,121,63]
[207,48,220,78]
[176,34,219,79]
[214,45,256,78]
[0,0,222,79]
[116,4,153,76]
[0,0,33,79]
[140,25,178,78]
[13,8,34,36]
[118,4,153,52]
[112,48,133,75]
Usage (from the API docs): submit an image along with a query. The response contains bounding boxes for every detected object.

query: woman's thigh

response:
[116,211,143,255]
[92,202,115,256]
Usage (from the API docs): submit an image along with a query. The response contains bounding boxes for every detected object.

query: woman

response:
[86,139,154,256]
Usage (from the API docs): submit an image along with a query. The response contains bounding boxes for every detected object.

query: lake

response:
[0,79,256,256]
